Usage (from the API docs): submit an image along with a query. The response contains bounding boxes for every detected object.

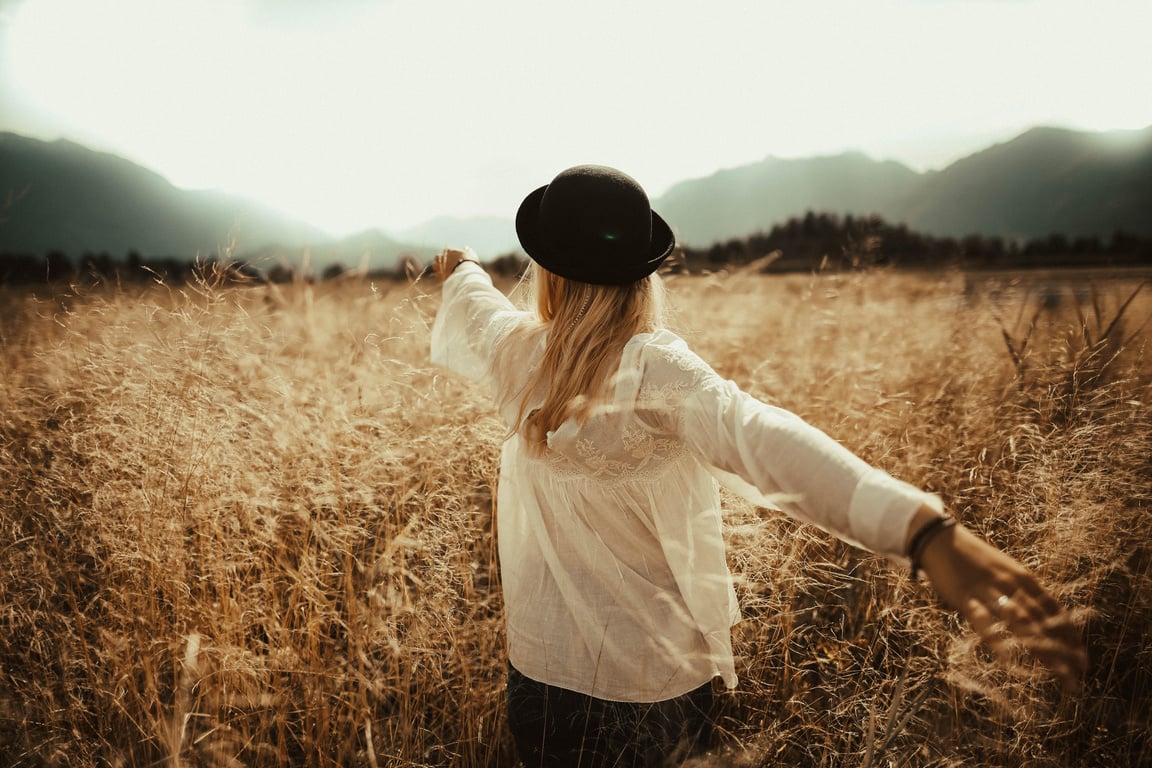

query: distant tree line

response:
[671,212,1152,275]
[2,214,1149,286]
[0,249,251,286]
[0,249,421,287]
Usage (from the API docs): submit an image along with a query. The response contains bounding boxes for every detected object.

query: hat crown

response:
[515,164,675,285]
[538,165,653,257]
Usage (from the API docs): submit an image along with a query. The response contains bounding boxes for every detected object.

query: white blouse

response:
[430,262,941,702]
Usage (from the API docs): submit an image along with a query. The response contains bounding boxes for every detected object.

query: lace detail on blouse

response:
[539,423,689,484]
[661,342,710,374]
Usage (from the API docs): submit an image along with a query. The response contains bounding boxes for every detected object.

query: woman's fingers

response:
[965,585,1087,691]
[963,596,1013,659]
[997,586,1086,667]
[922,526,1087,691]
[433,249,454,281]
[433,248,475,281]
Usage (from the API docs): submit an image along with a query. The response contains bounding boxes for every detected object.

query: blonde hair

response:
[501,262,665,454]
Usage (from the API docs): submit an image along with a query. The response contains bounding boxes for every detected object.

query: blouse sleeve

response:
[430,262,530,383]
[639,335,941,559]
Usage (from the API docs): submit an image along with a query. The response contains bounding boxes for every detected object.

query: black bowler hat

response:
[515,165,676,286]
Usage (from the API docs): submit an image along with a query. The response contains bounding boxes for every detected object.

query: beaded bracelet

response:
[448,258,479,275]
[908,515,956,579]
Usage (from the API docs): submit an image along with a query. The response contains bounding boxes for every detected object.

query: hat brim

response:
[515,185,676,286]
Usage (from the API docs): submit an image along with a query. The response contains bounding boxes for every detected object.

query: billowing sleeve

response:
[639,335,941,559]
[430,262,529,382]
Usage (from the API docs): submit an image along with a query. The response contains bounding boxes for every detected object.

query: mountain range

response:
[0,133,327,260]
[655,125,1152,246]
[2,125,1150,273]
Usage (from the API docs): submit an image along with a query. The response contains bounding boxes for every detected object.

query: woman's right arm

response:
[643,337,1086,690]
[652,339,929,558]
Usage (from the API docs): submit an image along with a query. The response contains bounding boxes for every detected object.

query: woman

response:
[430,165,1086,767]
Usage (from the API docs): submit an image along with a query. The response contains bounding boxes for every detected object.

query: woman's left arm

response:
[430,247,525,382]
[906,505,1088,691]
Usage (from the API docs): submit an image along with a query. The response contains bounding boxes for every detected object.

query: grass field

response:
[1,265,1149,767]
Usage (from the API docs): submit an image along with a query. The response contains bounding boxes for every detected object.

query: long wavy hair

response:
[500,262,666,454]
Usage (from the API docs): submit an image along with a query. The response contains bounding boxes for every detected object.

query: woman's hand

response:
[909,507,1088,691]
[433,247,479,282]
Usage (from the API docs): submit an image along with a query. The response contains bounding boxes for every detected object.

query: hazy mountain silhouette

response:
[240,228,438,275]
[4,125,1150,270]
[654,125,1152,246]
[390,215,519,259]
[0,132,330,260]
[654,152,920,246]
[894,125,1152,239]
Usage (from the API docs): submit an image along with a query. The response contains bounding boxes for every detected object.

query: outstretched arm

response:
[905,505,1088,691]
[429,247,528,384]
[645,336,1088,691]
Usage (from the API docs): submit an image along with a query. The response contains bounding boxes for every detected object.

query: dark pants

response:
[506,665,714,768]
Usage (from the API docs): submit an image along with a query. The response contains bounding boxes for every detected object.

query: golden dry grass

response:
[0,266,1149,767]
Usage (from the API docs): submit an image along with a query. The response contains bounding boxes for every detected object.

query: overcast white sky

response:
[1,0,1150,236]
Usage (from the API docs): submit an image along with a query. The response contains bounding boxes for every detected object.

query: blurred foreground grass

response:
[0,267,1149,767]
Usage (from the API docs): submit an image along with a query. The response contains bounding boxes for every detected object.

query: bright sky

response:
[1,0,1150,236]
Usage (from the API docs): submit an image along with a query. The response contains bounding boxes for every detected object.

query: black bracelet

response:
[908,515,956,579]
[448,258,478,275]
